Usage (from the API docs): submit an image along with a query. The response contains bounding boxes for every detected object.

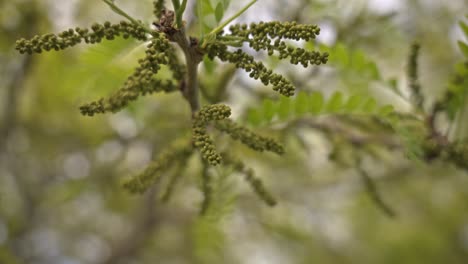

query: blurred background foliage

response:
[1,0,468,263]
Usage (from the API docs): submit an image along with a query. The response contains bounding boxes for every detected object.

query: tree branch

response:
[171,30,203,116]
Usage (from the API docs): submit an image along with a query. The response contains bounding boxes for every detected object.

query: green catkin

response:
[204,21,328,97]
[160,158,188,203]
[229,22,329,67]
[122,139,193,194]
[214,119,284,155]
[205,43,296,96]
[200,163,213,215]
[79,35,177,115]
[192,104,231,165]
[15,21,147,54]
[223,154,277,206]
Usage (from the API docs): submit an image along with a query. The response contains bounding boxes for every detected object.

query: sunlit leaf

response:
[326,91,344,113]
[458,41,468,58]
[278,96,292,120]
[309,92,324,114]
[295,91,309,115]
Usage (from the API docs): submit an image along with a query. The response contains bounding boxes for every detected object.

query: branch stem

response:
[172,30,203,116]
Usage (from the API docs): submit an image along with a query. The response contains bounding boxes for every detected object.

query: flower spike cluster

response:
[223,153,277,206]
[192,104,284,166]
[79,36,183,115]
[215,119,284,155]
[192,104,232,165]
[229,22,328,66]
[204,21,328,96]
[122,139,193,194]
[15,21,147,54]
[15,0,326,211]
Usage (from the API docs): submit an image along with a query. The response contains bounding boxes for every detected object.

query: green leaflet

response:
[325,91,344,113]
[458,41,468,58]
[278,96,292,120]
[196,0,231,36]
[459,20,468,58]
[78,38,143,97]
[459,20,468,39]
[246,91,395,126]
[309,91,324,114]
[316,42,381,81]
[295,91,309,115]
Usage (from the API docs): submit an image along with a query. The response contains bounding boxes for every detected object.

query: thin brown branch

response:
[102,187,160,264]
[358,165,396,218]
[291,116,401,149]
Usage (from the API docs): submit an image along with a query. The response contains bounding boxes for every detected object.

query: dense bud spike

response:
[15,21,147,54]
[122,139,193,194]
[223,154,277,206]
[192,104,231,165]
[79,35,179,115]
[215,119,284,155]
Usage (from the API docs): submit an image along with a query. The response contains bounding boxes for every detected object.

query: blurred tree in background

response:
[1,0,468,263]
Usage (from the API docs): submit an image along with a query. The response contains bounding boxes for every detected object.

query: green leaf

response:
[222,0,231,9]
[344,94,364,112]
[295,91,309,115]
[215,2,224,23]
[362,97,377,113]
[365,62,381,80]
[262,99,276,122]
[458,41,468,58]
[196,0,216,35]
[203,56,216,74]
[351,50,366,72]
[247,109,262,126]
[326,91,344,113]
[378,105,395,116]
[278,96,291,120]
[309,92,324,114]
[333,43,349,66]
[203,14,218,30]
[459,21,468,39]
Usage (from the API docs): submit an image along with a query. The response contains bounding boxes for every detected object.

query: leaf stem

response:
[201,0,257,48]
[210,0,257,36]
[102,0,152,34]
[176,0,188,28]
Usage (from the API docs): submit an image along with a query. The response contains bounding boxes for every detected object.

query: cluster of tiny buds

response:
[207,44,296,96]
[192,104,232,165]
[228,22,329,67]
[15,21,147,54]
[123,139,193,194]
[204,21,328,97]
[223,154,277,206]
[215,119,284,155]
[230,21,321,42]
[80,36,178,116]
[195,104,232,122]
